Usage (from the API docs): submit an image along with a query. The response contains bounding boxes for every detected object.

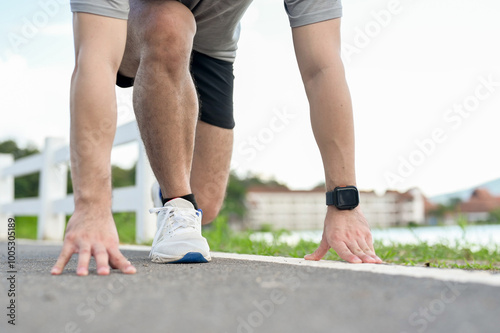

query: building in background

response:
[245,185,325,230]
[359,188,427,228]
[458,188,500,222]
[244,186,430,230]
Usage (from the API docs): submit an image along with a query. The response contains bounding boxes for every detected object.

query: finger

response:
[333,242,362,263]
[51,243,76,275]
[365,235,383,263]
[76,245,92,276]
[304,237,330,261]
[93,245,110,275]
[108,247,136,274]
[350,240,378,264]
[108,247,125,269]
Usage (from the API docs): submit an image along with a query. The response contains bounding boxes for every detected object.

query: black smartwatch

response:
[326,186,359,210]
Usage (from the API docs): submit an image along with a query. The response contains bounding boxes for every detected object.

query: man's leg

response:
[191,121,233,224]
[120,0,212,263]
[121,0,198,200]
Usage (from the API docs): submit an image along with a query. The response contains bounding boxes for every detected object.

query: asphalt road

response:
[1,241,499,333]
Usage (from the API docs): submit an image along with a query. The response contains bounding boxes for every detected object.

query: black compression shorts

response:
[116,50,235,129]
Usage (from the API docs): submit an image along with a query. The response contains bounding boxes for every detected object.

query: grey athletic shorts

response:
[70,0,343,61]
[70,0,129,20]
[70,0,342,129]
[284,0,342,28]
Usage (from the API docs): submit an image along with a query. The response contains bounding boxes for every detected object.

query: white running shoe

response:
[149,197,211,263]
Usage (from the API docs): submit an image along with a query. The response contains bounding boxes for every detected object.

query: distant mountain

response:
[430,178,500,204]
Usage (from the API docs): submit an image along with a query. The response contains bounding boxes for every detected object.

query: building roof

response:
[458,188,500,213]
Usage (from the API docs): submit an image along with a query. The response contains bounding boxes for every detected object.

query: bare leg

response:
[190,121,233,224]
[121,1,233,224]
[122,0,198,199]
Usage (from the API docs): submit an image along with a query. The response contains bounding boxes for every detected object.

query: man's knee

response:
[133,1,196,71]
[201,204,221,224]
[197,188,225,224]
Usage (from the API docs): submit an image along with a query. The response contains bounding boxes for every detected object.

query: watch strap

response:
[326,190,336,206]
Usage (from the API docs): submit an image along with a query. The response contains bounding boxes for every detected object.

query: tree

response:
[489,208,500,224]
[0,140,40,198]
[220,172,247,218]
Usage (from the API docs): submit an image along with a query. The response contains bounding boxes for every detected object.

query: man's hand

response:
[51,209,137,276]
[305,207,383,264]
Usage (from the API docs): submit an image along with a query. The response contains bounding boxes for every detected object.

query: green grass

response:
[13,216,38,239]
[201,217,500,271]
[13,213,136,244]
[12,214,500,271]
[113,212,136,244]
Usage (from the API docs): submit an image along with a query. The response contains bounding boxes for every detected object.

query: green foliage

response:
[259,223,273,232]
[219,172,247,218]
[111,165,136,188]
[489,208,500,224]
[238,172,287,188]
[407,221,418,228]
[0,140,39,159]
[0,140,41,198]
[457,214,468,240]
[428,197,462,218]
[15,173,40,198]
[217,171,291,221]
[448,197,462,209]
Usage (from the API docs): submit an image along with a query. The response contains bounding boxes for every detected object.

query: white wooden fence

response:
[0,121,157,243]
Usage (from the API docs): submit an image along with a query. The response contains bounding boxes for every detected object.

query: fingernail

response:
[97,267,109,275]
[124,266,136,274]
[77,268,88,276]
[51,267,59,274]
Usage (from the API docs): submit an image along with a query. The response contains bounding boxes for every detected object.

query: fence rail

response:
[0,121,156,243]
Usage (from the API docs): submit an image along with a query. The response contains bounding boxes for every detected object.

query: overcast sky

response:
[1,0,499,197]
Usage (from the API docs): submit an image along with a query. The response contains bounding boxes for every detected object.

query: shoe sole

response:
[150,251,211,264]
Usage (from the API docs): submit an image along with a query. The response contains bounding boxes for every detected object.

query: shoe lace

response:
[149,206,200,232]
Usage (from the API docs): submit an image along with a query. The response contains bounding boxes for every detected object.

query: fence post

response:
[135,142,156,244]
[38,138,68,240]
[0,154,15,239]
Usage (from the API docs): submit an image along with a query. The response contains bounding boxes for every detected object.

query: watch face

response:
[336,187,359,209]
